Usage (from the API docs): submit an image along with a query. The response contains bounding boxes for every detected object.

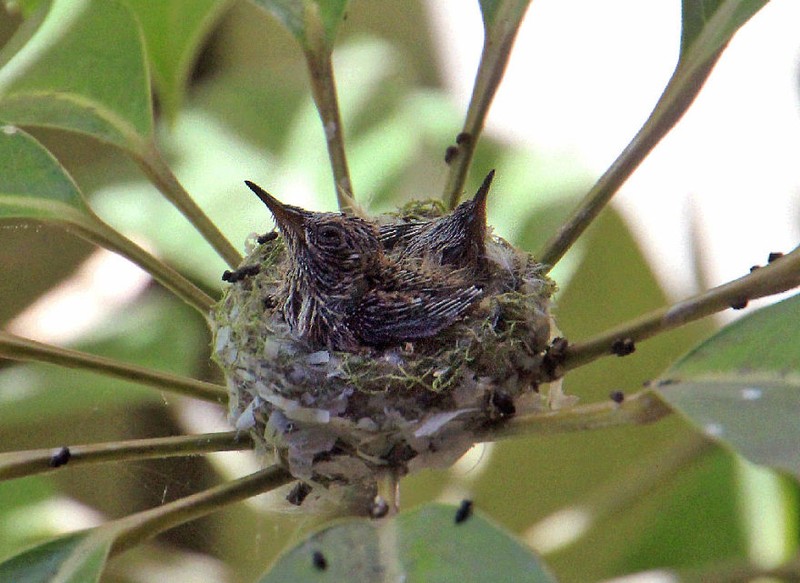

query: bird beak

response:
[469,169,494,233]
[245,180,306,238]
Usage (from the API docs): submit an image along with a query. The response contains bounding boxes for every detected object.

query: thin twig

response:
[443,0,531,209]
[376,469,400,517]
[305,52,354,212]
[66,217,216,316]
[109,465,293,556]
[0,330,228,404]
[563,244,800,371]
[537,50,724,269]
[302,7,355,213]
[136,141,243,268]
[0,432,252,481]
[477,390,672,442]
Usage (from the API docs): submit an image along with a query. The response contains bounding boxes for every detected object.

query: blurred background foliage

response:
[0,1,797,581]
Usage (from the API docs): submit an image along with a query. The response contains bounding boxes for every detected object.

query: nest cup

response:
[212,203,557,510]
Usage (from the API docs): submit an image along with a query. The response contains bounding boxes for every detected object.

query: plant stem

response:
[537,50,724,269]
[376,469,400,516]
[136,140,243,268]
[563,244,800,371]
[304,43,354,213]
[443,0,531,209]
[0,432,251,481]
[0,330,228,404]
[478,390,672,442]
[109,465,293,556]
[66,215,215,316]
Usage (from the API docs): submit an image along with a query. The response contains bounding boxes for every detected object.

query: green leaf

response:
[661,0,772,153]
[0,125,90,222]
[260,503,555,582]
[0,477,56,559]
[0,295,208,427]
[126,0,234,122]
[0,530,111,583]
[251,0,349,50]
[0,0,152,152]
[537,0,772,267]
[657,293,800,479]
[0,125,215,313]
[3,0,44,17]
[478,0,531,29]
[0,0,243,273]
[680,0,770,63]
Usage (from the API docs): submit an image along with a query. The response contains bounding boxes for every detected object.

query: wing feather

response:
[351,286,482,346]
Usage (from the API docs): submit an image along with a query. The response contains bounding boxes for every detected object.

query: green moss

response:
[384,198,448,221]
[210,218,558,505]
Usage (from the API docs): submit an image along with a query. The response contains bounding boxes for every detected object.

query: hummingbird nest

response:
[211,175,558,510]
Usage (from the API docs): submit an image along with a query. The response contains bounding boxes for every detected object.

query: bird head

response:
[245,180,382,279]
[436,169,494,267]
[455,169,493,240]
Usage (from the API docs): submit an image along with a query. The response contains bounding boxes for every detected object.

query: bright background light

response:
[427,0,800,302]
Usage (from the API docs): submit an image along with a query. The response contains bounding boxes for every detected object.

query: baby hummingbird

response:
[244,181,482,351]
[379,170,494,273]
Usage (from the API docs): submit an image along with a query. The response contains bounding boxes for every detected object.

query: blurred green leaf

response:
[250,0,349,50]
[462,207,720,579]
[0,0,244,274]
[0,530,111,583]
[0,0,152,152]
[126,0,234,122]
[680,0,770,63]
[478,0,531,29]
[260,503,555,582]
[0,477,55,559]
[2,0,43,17]
[0,126,91,222]
[546,445,746,579]
[89,108,266,286]
[0,123,216,313]
[537,0,772,267]
[0,295,207,427]
[657,293,800,479]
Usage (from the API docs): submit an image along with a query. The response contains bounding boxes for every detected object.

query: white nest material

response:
[212,222,560,510]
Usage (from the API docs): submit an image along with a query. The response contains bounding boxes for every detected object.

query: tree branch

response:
[66,217,216,316]
[443,0,531,209]
[563,245,800,371]
[136,141,243,268]
[303,10,355,213]
[477,390,672,442]
[0,330,228,404]
[537,50,724,269]
[109,465,293,556]
[0,432,252,481]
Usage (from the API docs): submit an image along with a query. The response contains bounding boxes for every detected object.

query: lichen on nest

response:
[211,199,558,510]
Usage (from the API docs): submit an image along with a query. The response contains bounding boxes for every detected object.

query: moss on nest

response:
[211,204,558,510]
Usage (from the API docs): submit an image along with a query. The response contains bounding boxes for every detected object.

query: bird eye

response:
[316,224,345,249]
